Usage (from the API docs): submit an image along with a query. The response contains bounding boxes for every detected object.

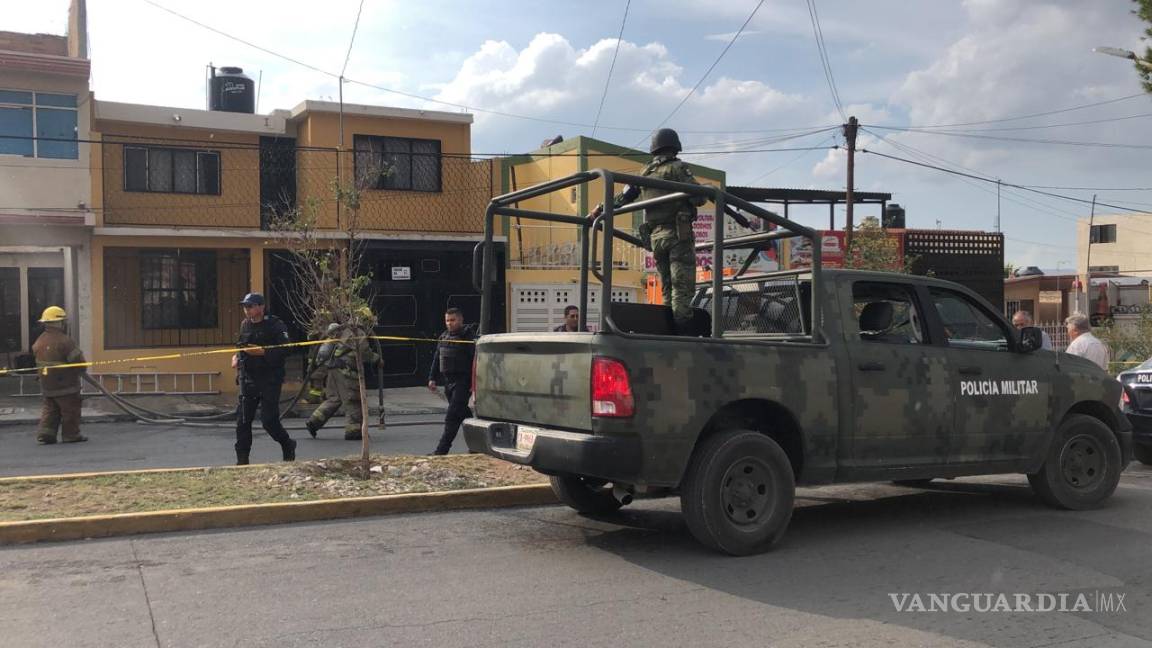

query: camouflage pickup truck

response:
[464,171,1132,555]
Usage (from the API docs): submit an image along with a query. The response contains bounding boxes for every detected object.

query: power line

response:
[902,112,1152,134]
[866,124,1152,150]
[340,0,367,78]
[143,0,829,137]
[742,135,835,186]
[859,146,1151,214]
[591,0,630,140]
[636,0,767,147]
[806,0,845,121]
[876,92,1149,129]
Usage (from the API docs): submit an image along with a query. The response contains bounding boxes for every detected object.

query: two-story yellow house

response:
[0,1,93,367]
[89,96,498,391]
[495,136,725,331]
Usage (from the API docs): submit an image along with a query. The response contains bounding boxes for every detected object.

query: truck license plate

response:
[516,427,539,453]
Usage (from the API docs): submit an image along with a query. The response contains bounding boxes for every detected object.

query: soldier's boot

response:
[36,433,57,445]
[281,438,297,462]
[61,435,88,443]
[236,449,250,466]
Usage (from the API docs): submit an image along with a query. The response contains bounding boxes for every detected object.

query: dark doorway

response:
[364,240,505,388]
[26,267,64,350]
[0,267,19,355]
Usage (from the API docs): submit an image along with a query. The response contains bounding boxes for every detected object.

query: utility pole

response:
[1082,193,1097,312]
[843,116,858,248]
[995,179,1001,232]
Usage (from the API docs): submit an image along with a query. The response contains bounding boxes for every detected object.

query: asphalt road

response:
[0,415,455,476]
[2,466,1150,647]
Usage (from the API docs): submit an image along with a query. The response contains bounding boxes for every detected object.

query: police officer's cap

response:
[650,128,682,155]
[240,292,266,306]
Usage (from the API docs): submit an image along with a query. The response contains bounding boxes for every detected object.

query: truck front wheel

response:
[1028,414,1122,510]
[550,474,624,515]
[681,430,795,556]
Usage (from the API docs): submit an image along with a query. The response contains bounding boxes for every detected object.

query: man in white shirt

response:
[1011,310,1053,350]
[1063,312,1110,371]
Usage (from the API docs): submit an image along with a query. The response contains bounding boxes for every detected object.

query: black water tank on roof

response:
[210,67,255,113]
[883,203,906,229]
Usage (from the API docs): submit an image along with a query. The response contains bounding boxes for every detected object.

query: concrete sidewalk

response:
[0,385,448,427]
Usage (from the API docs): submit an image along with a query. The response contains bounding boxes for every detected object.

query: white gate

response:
[511,284,637,332]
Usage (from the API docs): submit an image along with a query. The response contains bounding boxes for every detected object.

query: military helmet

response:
[38,306,67,323]
[650,128,682,155]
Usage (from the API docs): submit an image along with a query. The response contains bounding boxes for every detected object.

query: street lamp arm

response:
[1093,46,1152,70]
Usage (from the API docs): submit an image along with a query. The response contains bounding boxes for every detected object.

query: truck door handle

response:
[959,366,982,376]
[857,362,886,372]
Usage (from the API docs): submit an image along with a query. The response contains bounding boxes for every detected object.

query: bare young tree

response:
[268,162,382,476]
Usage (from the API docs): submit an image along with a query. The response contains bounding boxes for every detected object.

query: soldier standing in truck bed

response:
[594,128,707,333]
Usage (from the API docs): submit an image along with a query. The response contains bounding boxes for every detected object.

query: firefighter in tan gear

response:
[31,306,88,444]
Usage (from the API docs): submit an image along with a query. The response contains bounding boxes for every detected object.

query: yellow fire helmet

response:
[38,306,67,323]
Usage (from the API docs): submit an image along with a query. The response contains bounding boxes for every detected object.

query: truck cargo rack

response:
[474,169,823,343]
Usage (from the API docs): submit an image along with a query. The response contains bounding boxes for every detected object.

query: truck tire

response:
[680,430,795,556]
[1027,414,1122,510]
[550,474,623,515]
[1134,443,1152,466]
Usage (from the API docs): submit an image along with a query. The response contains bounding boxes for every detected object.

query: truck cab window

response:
[852,282,925,344]
[928,288,1009,351]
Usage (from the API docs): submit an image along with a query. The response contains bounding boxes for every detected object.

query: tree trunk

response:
[353,346,371,479]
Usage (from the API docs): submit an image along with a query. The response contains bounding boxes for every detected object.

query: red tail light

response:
[591,356,634,418]
[1122,389,1130,405]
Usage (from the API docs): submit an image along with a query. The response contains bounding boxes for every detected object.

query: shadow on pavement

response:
[566,482,1152,646]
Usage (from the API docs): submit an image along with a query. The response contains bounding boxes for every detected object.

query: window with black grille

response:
[1090,224,1117,244]
[141,250,219,329]
[353,135,441,192]
[124,146,221,195]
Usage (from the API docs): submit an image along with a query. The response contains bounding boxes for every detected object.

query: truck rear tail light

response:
[591,356,634,418]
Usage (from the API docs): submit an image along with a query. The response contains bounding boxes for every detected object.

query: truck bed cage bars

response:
[475,169,822,342]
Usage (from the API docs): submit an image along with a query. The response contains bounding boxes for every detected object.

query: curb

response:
[0,483,557,545]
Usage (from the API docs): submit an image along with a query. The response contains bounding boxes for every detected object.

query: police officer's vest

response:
[237,315,289,376]
[438,329,476,375]
[639,156,697,226]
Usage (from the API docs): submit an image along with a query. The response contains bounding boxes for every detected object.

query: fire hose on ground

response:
[80,368,440,430]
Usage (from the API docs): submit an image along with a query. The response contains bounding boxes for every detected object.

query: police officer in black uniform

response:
[231,292,296,465]
[427,307,478,455]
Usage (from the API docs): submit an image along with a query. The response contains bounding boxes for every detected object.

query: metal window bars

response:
[475,169,823,342]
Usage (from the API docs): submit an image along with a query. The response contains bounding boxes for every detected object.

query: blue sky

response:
[12,0,1152,269]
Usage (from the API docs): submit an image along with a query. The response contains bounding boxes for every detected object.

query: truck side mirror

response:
[1018,327,1043,353]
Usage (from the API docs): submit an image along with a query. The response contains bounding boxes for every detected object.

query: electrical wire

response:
[895,112,1152,133]
[874,92,1149,129]
[341,0,367,78]
[806,0,845,121]
[865,124,1152,150]
[591,0,630,140]
[635,0,767,148]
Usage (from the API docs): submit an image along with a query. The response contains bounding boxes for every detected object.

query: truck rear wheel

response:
[1028,414,1122,510]
[550,474,624,515]
[680,430,795,556]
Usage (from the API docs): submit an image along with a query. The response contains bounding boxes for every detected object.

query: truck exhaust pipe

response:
[612,484,634,505]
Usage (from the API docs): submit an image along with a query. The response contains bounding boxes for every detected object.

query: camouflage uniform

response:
[307,326,380,440]
[32,324,86,444]
[614,151,706,327]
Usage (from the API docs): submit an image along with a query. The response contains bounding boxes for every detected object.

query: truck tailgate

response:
[474,334,592,431]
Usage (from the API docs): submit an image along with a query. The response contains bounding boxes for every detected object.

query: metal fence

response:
[1037,322,1068,351]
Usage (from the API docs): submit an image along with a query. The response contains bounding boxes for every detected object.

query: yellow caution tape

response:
[0,333,474,376]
